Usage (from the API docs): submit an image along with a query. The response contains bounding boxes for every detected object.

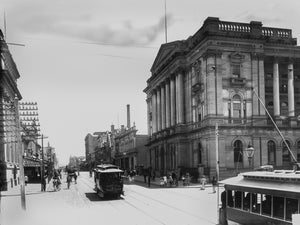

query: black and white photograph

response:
[1,0,300,224]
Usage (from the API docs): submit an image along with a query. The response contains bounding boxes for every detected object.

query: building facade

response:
[113,104,148,172]
[144,17,300,180]
[114,124,148,172]
[0,30,23,190]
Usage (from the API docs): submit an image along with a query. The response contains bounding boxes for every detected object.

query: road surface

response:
[1,172,220,225]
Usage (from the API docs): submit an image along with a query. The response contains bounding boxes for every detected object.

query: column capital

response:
[251,53,264,60]
[288,57,295,64]
[201,49,222,60]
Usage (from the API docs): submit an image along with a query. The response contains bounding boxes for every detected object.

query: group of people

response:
[159,172,191,187]
[39,168,80,192]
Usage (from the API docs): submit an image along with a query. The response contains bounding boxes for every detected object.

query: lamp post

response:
[245,143,255,169]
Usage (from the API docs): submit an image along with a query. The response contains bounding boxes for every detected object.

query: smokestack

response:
[111,124,115,133]
[127,104,131,128]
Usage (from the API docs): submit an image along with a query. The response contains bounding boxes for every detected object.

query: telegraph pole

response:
[15,97,26,210]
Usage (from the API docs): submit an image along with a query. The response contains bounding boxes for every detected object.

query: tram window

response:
[234,191,242,209]
[262,194,272,216]
[251,193,261,214]
[227,190,234,207]
[243,192,250,211]
[273,196,284,219]
[286,198,298,221]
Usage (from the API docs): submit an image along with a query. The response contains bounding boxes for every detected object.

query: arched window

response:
[282,140,291,164]
[234,140,243,163]
[267,140,276,165]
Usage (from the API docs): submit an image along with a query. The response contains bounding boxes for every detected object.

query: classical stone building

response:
[144,17,300,179]
[0,30,23,190]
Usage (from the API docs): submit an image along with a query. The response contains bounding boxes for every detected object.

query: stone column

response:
[161,84,166,130]
[157,88,161,131]
[152,91,157,133]
[177,72,184,124]
[288,63,295,117]
[170,76,176,126]
[192,97,196,122]
[175,74,179,123]
[206,56,216,115]
[165,80,171,128]
[273,61,280,117]
[147,98,151,135]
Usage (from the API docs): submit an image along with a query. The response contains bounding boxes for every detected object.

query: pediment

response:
[151,41,183,74]
[229,52,245,63]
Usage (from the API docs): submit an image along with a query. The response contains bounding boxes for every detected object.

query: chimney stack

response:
[127,104,131,128]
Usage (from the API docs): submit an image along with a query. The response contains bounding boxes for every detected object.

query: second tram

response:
[221,170,300,225]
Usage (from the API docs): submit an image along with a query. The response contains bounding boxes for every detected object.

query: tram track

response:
[125,185,216,225]
[77,177,215,225]
[78,175,215,224]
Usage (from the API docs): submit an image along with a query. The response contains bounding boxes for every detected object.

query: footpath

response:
[127,175,206,189]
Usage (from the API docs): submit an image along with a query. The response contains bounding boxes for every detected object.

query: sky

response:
[2,0,300,165]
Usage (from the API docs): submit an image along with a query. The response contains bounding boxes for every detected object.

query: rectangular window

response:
[262,194,272,216]
[234,191,242,209]
[273,196,284,219]
[251,193,261,214]
[243,192,250,211]
[231,64,240,77]
[227,190,234,207]
[286,198,298,221]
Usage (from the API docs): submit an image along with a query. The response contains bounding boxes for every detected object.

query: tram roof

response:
[221,171,300,194]
[94,164,123,173]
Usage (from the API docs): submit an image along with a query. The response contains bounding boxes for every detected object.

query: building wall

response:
[0,29,22,190]
[144,17,300,180]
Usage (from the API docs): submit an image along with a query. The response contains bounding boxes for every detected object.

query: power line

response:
[23,36,158,49]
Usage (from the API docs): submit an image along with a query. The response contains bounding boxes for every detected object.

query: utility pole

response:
[38,134,48,191]
[215,123,220,225]
[15,97,26,210]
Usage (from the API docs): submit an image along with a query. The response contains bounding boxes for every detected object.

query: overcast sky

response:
[2,0,300,165]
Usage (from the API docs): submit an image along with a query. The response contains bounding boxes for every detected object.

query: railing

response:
[218,22,250,33]
[262,27,292,38]
[216,21,292,39]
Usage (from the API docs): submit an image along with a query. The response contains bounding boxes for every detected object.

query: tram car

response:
[221,170,300,225]
[94,164,124,198]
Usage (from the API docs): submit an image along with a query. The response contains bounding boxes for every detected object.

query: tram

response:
[221,170,300,225]
[94,164,124,198]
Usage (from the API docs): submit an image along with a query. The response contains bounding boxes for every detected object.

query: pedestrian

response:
[67,174,72,189]
[212,176,217,193]
[41,172,48,192]
[74,172,77,184]
[200,175,206,190]
[143,170,147,183]
[147,167,151,187]
[24,175,28,186]
[89,170,92,178]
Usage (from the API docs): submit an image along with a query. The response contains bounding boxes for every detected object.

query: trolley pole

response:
[215,123,220,225]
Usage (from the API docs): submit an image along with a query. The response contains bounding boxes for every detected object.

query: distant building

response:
[85,131,113,168]
[0,30,22,190]
[144,17,300,180]
[114,105,148,172]
[19,102,42,182]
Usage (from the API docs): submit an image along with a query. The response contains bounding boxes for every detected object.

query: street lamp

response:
[245,143,255,169]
